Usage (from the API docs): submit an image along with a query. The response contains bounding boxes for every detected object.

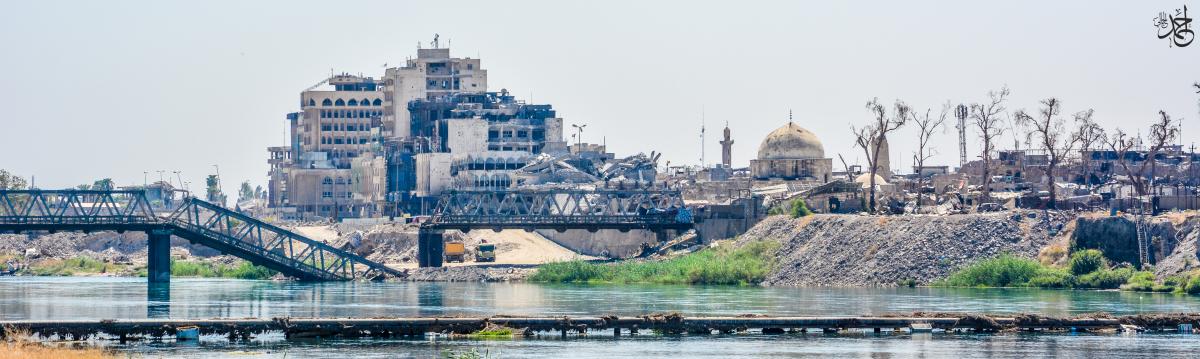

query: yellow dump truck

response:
[444,241,466,263]
[476,244,496,262]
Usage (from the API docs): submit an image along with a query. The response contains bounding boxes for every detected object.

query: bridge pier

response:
[417,229,443,268]
[147,229,172,283]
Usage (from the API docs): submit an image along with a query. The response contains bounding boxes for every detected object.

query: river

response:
[3,277,1200,358]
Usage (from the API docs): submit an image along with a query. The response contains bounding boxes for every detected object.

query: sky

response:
[1,0,1199,193]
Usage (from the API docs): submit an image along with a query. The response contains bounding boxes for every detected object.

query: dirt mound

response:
[737,212,1062,286]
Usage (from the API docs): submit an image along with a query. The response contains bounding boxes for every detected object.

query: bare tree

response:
[1146,111,1180,194]
[911,103,949,212]
[854,98,910,213]
[1105,111,1179,197]
[1105,129,1141,196]
[1074,109,1105,190]
[969,86,1010,203]
[1014,98,1086,209]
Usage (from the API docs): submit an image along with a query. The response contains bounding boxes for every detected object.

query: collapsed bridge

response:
[0,190,401,282]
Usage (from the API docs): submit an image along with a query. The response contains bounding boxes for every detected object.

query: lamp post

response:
[571,123,587,147]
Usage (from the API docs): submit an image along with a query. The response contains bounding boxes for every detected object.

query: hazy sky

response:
[2,0,1199,192]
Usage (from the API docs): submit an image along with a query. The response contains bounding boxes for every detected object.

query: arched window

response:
[335,177,346,185]
[334,99,345,106]
[372,99,382,106]
[307,99,316,107]
[347,99,358,106]
[321,99,333,106]
[322,177,333,185]
[361,98,370,107]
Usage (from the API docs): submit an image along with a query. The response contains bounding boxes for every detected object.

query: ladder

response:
[1135,215,1151,268]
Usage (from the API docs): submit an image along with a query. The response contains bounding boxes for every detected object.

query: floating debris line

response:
[3,313,1199,341]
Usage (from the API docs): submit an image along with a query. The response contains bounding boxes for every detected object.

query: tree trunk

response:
[1046,162,1057,209]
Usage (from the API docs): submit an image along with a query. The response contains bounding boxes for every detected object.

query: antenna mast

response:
[955,104,968,168]
[700,108,706,168]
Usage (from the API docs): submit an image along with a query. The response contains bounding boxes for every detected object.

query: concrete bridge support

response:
[417,229,444,268]
[147,229,172,283]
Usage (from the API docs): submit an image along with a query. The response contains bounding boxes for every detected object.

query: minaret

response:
[719,122,734,167]
[873,134,892,180]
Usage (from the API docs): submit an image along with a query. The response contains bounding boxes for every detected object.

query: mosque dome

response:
[757,122,826,160]
[854,173,889,187]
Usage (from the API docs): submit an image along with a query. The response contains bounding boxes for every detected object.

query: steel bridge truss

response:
[166,199,399,281]
[0,190,157,230]
[0,190,399,281]
[426,188,692,231]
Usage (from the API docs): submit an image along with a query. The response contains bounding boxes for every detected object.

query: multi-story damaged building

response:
[267,44,566,219]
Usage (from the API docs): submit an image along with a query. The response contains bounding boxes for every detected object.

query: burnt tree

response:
[855,98,910,213]
[911,103,948,212]
[1014,98,1085,210]
[969,86,1010,203]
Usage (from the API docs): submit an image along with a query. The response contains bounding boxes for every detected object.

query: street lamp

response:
[571,123,587,147]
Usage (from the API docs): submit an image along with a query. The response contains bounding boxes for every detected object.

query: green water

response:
[2,277,1199,358]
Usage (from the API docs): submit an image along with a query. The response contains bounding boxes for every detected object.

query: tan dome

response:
[757,122,825,160]
[855,173,888,187]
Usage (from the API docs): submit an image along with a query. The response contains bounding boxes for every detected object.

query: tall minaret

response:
[873,134,892,180]
[719,122,734,167]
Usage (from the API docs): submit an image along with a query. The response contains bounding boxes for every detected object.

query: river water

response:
[3,277,1200,358]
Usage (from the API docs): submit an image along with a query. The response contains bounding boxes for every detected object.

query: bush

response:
[1120,271,1157,292]
[25,256,122,276]
[937,254,1047,287]
[1068,249,1107,275]
[531,241,779,286]
[171,260,276,279]
[1076,267,1134,289]
[1185,276,1200,294]
[789,198,813,218]
[1027,268,1076,288]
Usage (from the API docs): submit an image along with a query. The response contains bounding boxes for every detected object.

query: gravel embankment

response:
[737,213,1061,287]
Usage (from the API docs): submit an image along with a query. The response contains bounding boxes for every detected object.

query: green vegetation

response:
[0,169,28,190]
[24,256,127,276]
[789,198,812,218]
[938,254,1063,288]
[468,327,515,338]
[530,241,778,285]
[1068,249,1106,275]
[938,249,1200,295]
[767,197,813,218]
[170,259,276,279]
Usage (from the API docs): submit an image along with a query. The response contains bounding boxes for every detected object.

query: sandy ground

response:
[293,226,341,243]
[392,229,597,269]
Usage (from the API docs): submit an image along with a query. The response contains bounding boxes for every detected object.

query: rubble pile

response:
[0,231,223,266]
[737,212,1059,286]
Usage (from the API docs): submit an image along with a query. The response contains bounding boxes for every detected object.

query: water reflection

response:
[1,277,1199,321]
[146,282,170,318]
